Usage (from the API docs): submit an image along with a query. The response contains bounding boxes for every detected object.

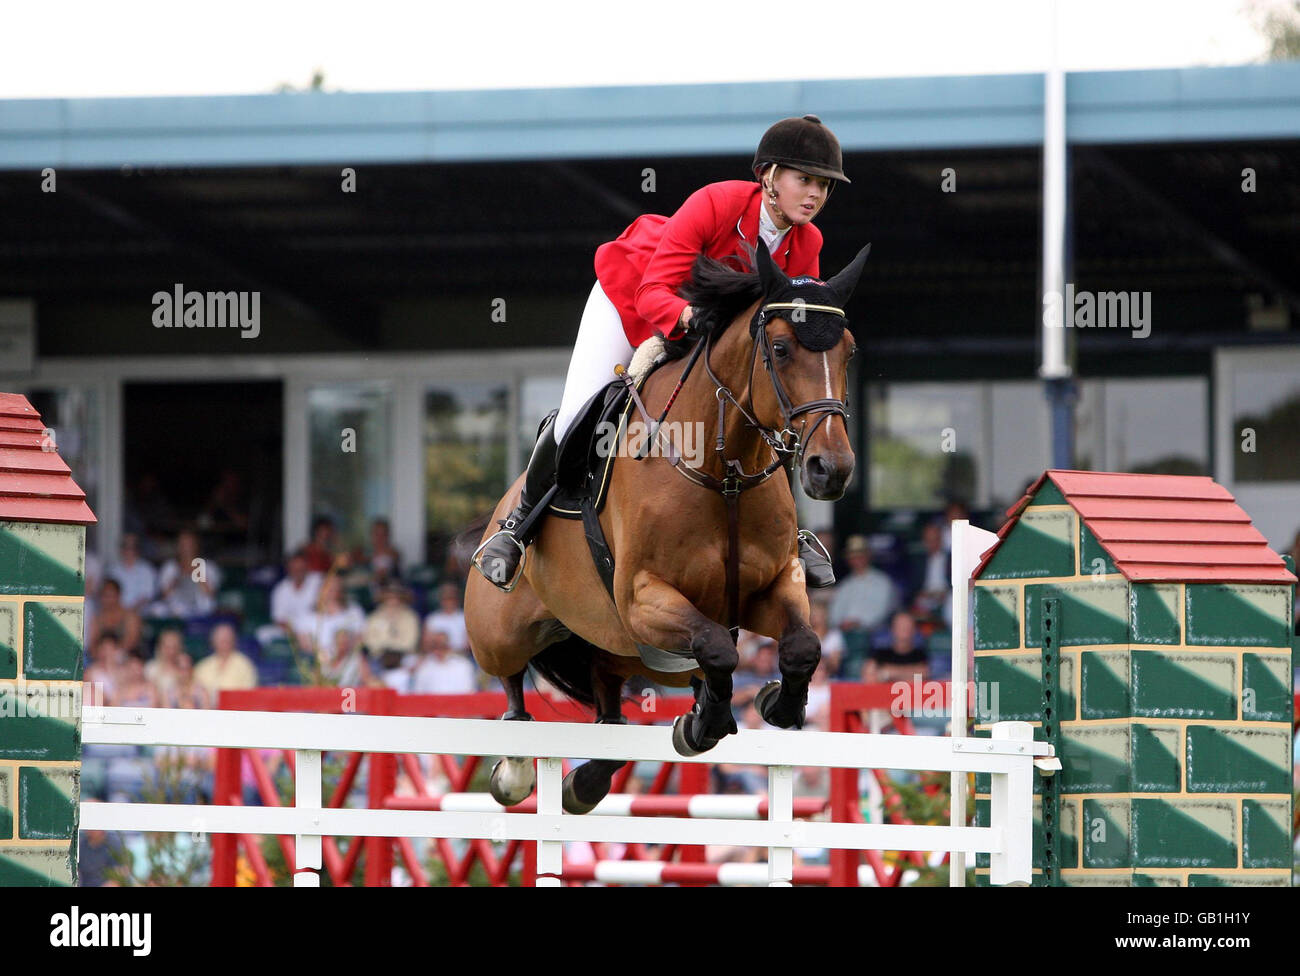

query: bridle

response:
[683,301,851,494]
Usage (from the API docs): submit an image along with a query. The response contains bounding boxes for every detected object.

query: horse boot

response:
[672,676,739,757]
[783,465,836,587]
[472,416,560,592]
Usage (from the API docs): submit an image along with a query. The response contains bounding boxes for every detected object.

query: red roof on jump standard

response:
[0,392,97,525]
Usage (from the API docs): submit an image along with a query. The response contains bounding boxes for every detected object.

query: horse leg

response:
[750,574,821,730]
[754,622,821,729]
[488,669,537,806]
[561,656,628,815]
[626,572,738,757]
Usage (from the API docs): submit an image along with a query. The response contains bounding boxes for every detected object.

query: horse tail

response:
[529,635,597,708]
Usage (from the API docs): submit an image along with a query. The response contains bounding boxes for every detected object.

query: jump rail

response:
[80,705,1056,887]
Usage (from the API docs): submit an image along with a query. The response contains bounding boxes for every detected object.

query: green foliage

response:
[105,751,211,886]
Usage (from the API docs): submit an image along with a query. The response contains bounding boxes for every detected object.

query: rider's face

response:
[765,167,831,226]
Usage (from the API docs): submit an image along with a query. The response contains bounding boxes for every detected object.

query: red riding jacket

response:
[593,180,823,347]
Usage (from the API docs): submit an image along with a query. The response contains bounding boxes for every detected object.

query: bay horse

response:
[465,239,869,814]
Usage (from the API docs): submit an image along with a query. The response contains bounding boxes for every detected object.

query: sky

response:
[0,0,1283,99]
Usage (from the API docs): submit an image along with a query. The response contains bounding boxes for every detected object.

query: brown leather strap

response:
[726,488,740,642]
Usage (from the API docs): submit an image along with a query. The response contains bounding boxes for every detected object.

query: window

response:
[424,383,509,568]
[308,384,393,551]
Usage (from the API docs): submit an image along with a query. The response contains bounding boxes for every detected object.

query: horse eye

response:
[847,346,857,361]
[773,342,790,360]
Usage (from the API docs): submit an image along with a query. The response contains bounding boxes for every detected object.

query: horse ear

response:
[755,238,785,296]
[825,243,872,305]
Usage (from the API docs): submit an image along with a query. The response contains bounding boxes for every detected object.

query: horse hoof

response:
[561,768,601,815]
[754,680,781,723]
[671,713,713,757]
[489,757,536,806]
[754,679,806,729]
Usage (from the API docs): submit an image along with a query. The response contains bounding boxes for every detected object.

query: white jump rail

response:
[80,705,1056,887]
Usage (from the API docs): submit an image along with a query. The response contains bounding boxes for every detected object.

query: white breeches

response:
[553,280,635,445]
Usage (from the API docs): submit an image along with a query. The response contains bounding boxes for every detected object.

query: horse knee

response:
[690,629,738,675]
[781,627,821,678]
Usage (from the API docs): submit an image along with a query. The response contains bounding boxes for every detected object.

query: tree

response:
[1247,1,1300,60]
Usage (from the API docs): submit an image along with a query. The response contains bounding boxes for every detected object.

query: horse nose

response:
[803,453,851,499]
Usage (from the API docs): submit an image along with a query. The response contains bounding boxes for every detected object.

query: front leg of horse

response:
[751,572,821,729]
[627,572,739,758]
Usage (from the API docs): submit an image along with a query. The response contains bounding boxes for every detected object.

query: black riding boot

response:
[472,418,559,592]
[784,465,836,588]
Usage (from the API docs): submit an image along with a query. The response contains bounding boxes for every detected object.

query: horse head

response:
[749,239,870,500]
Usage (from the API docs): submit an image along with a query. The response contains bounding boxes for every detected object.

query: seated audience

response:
[293,575,365,657]
[193,622,258,696]
[155,529,222,618]
[829,535,898,637]
[322,628,376,689]
[107,533,157,612]
[88,579,142,656]
[423,582,469,653]
[144,627,185,698]
[410,628,477,693]
[303,516,339,574]
[862,611,930,686]
[266,548,322,641]
[367,517,402,585]
[363,582,421,670]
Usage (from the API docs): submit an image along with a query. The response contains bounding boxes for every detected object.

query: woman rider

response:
[473,114,849,592]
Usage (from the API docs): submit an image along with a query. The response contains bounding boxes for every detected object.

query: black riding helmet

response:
[752,114,850,185]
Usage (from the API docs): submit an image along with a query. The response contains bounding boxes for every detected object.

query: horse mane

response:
[676,243,763,339]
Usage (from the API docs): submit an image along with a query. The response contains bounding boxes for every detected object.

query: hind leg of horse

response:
[488,669,537,806]
[562,656,628,815]
[626,572,738,756]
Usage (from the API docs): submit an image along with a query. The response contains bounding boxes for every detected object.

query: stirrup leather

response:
[471,525,528,593]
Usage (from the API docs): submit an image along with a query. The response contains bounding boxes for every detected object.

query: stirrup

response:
[471,528,528,593]
[797,529,832,563]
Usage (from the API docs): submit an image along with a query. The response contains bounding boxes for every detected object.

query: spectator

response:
[77,816,128,887]
[107,533,158,612]
[322,628,375,689]
[145,628,186,699]
[163,653,209,709]
[862,611,930,686]
[828,535,898,636]
[410,628,477,693]
[193,622,258,696]
[423,582,469,653]
[115,653,160,708]
[808,600,845,677]
[367,517,402,585]
[911,521,951,619]
[266,548,322,641]
[88,579,142,656]
[303,516,338,574]
[155,529,222,618]
[201,468,249,533]
[294,575,365,657]
[85,633,125,704]
[940,501,970,550]
[734,638,778,695]
[363,582,421,669]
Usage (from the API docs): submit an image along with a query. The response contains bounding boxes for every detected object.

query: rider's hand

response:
[677,305,696,337]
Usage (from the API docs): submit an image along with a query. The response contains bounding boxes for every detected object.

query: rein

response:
[640,306,850,636]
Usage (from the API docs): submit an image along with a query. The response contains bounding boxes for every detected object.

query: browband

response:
[760,301,845,318]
